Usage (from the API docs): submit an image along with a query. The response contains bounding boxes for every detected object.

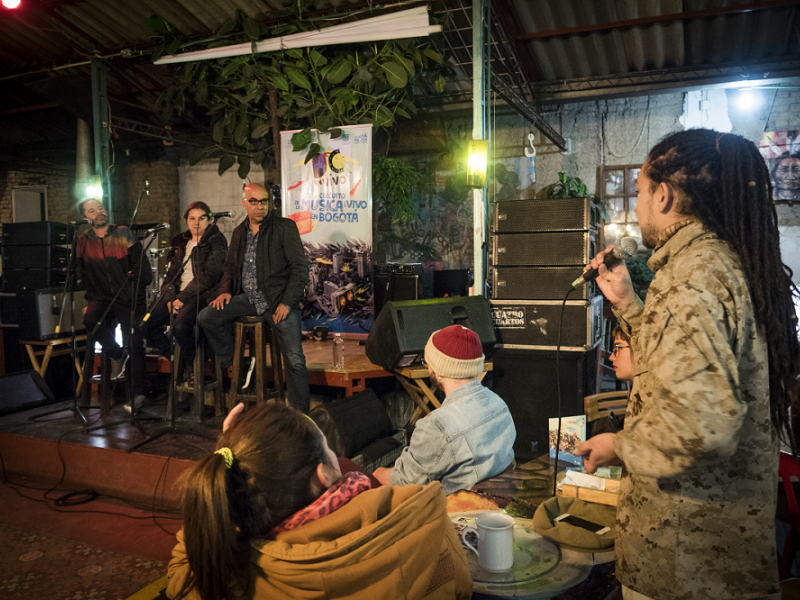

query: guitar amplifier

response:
[492,231,595,266]
[1,221,73,246]
[490,296,603,351]
[492,266,596,301]
[2,244,70,270]
[493,198,598,233]
[18,288,88,340]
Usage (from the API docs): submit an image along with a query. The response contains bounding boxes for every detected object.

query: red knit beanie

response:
[424,325,484,379]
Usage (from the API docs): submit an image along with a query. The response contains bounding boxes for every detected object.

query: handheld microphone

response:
[71,218,94,226]
[145,179,150,195]
[145,223,171,235]
[572,237,638,288]
[210,211,235,219]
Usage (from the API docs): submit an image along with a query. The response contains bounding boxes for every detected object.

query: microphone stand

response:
[30,223,101,422]
[127,229,215,453]
[82,231,160,443]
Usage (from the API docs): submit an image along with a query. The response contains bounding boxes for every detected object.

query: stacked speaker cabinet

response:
[1,221,73,292]
[489,198,600,459]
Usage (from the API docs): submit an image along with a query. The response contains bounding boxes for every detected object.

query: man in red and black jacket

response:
[198,183,310,412]
[76,198,152,412]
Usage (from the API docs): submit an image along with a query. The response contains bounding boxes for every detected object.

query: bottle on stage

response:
[333,334,345,371]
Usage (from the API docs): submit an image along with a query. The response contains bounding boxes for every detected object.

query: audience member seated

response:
[592,326,634,437]
[374,325,516,494]
[167,402,472,600]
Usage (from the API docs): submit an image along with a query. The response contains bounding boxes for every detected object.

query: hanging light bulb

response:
[2,0,21,8]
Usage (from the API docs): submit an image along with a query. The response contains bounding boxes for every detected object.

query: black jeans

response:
[83,299,147,396]
[141,296,203,365]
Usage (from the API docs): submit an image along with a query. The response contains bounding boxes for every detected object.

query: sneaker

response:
[109,351,128,380]
[241,357,256,391]
[124,394,145,415]
[183,371,195,388]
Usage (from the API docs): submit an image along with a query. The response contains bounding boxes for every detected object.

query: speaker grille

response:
[492,231,594,266]
[493,198,595,233]
[492,266,595,300]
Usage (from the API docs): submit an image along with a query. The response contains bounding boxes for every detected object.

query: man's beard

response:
[640,220,658,249]
[93,214,108,227]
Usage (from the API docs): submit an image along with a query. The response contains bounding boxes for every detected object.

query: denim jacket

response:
[390,380,516,495]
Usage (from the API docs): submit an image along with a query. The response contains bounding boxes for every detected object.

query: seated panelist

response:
[167,402,472,600]
[142,201,227,370]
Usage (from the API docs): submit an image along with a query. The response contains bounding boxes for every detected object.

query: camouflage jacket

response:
[612,219,779,600]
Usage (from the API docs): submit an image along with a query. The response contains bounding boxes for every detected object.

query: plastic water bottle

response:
[332,334,345,370]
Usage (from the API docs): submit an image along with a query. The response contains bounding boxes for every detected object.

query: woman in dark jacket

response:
[143,201,227,368]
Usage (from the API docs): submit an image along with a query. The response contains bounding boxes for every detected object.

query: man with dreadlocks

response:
[576,129,799,600]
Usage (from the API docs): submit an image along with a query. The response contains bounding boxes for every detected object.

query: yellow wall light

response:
[466,139,488,188]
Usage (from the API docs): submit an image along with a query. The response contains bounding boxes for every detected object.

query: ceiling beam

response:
[520,0,800,41]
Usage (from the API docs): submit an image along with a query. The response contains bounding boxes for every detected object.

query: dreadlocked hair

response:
[645,128,800,454]
[173,403,328,600]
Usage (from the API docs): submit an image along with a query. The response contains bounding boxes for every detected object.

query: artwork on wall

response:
[759,131,800,201]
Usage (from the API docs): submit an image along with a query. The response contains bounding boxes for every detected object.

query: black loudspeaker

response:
[18,289,88,340]
[492,231,595,266]
[0,370,55,416]
[492,266,595,300]
[488,348,596,461]
[309,389,394,458]
[1,221,73,246]
[493,198,597,233]
[490,297,603,351]
[433,269,471,297]
[1,244,70,270]
[2,268,69,292]
[366,296,496,371]
[387,274,419,302]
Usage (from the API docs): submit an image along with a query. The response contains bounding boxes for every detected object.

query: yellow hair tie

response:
[214,447,234,469]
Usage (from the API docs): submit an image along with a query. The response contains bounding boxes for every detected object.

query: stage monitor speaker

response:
[488,348,596,461]
[309,388,394,458]
[0,370,55,416]
[366,295,496,371]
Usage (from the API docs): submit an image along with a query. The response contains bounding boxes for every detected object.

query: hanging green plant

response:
[148,0,453,176]
[373,156,426,225]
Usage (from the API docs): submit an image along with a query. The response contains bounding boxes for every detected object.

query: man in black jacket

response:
[198,183,311,412]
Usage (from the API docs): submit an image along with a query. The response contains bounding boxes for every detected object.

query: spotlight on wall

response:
[2,0,21,8]
[466,139,488,188]
[736,89,762,111]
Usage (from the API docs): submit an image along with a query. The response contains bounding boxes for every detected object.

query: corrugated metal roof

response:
[0,0,799,149]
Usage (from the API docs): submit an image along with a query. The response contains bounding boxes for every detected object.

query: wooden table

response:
[21,335,87,396]
[393,362,493,424]
[146,337,394,398]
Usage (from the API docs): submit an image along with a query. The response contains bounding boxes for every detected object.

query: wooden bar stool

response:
[168,341,225,423]
[81,336,131,413]
[228,316,285,409]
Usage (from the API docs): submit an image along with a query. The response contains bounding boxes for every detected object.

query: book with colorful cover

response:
[548,415,586,466]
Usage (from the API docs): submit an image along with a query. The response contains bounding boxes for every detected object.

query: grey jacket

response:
[390,380,516,495]
[613,219,779,600]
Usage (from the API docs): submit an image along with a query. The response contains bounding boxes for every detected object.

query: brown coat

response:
[167,482,472,600]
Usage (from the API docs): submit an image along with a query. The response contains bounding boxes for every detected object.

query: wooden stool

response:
[168,341,224,423]
[81,336,131,414]
[21,335,87,398]
[228,316,285,409]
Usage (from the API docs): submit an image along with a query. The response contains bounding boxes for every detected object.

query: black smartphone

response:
[554,513,610,535]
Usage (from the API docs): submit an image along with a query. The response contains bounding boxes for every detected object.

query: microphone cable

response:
[553,287,576,497]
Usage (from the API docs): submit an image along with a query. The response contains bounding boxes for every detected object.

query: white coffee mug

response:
[459,512,515,572]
